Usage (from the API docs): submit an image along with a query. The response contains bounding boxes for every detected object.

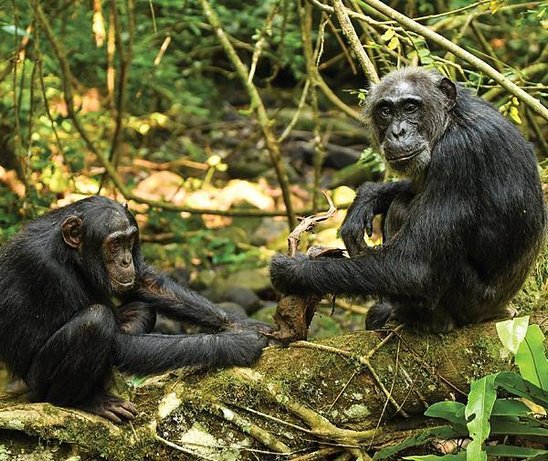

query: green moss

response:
[511,242,548,314]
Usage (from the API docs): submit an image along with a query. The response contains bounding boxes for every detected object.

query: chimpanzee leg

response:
[26,304,137,422]
[26,304,115,405]
[26,304,116,405]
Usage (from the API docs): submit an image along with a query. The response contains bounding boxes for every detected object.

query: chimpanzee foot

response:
[365,301,394,330]
[78,393,138,424]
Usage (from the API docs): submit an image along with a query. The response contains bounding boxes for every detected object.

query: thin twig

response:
[241,406,316,434]
[278,79,311,143]
[232,368,378,444]
[203,400,291,453]
[248,1,279,84]
[99,0,135,191]
[288,191,336,255]
[332,0,379,83]
[300,2,329,213]
[327,370,358,411]
[154,433,218,460]
[292,330,410,418]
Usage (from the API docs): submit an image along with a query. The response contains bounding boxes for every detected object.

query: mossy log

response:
[0,311,546,461]
[0,249,545,460]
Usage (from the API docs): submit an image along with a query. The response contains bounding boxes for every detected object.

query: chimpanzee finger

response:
[345,234,366,257]
[111,405,137,421]
[102,410,123,424]
[364,211,374,237]
[118,400,139,416]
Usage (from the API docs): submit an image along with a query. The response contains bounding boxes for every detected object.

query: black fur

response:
[0,196,269,422]
[271,68,545,333]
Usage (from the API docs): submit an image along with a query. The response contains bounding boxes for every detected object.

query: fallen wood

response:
[0,310,546,460]
[1,242,545,460]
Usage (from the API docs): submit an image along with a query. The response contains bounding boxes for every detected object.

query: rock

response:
[251,303,277,325]
[251,217,288,246]
[168,267,191,287]
[220,287,263,315]
[154,315,185,335]
[212,267,271,295]
[218,302,247,319]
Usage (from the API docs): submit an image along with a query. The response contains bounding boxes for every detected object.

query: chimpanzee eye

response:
[378,106,391,118]
[404,102,419,113]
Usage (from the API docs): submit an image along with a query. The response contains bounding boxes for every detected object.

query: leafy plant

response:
[374,316,548,460]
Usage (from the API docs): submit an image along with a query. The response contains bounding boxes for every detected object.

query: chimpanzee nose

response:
[390,122,406,140]
[121,253,132,267]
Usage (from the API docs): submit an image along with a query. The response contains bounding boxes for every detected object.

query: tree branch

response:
[332,0,379,84]
[199,0,297,229]
[357,0,548,119]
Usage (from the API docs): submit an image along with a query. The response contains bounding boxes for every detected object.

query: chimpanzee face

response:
[365,69,457,178]
[372,80,432,175]
[61,207,138,294]
[101,218,138,293]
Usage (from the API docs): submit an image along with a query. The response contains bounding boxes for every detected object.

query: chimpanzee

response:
[0,196,270,422]
[271,67,546,333]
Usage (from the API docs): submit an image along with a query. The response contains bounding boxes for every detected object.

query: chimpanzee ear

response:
[439,77,457,109]
[62,216,84,248]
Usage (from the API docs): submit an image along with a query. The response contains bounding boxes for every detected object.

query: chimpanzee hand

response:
[269,253,308,294]
[339,184,377,257]
[223,330,270,366]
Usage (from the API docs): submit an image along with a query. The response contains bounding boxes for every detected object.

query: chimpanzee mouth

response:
[111,278,135,289]
[387,149,424,163]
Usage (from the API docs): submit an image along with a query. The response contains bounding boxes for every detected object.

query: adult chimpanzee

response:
[0,196,270,422]
[271,67,545,333]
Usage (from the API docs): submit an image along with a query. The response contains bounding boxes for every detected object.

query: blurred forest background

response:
[0,0,546,336]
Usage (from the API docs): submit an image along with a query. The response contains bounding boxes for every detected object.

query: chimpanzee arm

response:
[269,249,432,299]
[271,189,470,300]
[339,180,413,256]
[115,330,267,374]
[128,265,268,332]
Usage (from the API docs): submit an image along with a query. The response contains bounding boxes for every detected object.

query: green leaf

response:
[494,372,548,408]
[486,445,548,458]
[465,374,497,461]
[491,399,531,417]
[509,106,522,125]
[387,36,400,50]
[491,419,548,437]
[404,453,465,461]
[425,401,466,426]
[515,325,548,390]
[496,316,529,354]
[1,25,31,37]
[381,28,395,42]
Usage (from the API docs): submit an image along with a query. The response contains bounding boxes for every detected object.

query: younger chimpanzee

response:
[0,196,270,422]
[271,67,545,333]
